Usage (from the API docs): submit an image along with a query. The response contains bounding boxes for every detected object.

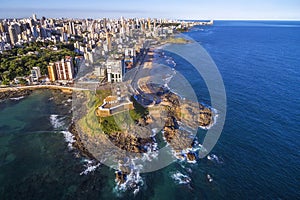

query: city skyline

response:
[1,0,300,20]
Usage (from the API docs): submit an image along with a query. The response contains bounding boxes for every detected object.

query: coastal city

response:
[0,14,215,190]
[1,0,299,199]
[0,14,212,87]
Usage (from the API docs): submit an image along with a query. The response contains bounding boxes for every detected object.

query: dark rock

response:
[187,152,196,161]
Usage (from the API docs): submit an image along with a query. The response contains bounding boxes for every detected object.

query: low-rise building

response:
[97,95,134,117]
[30,66,41,82]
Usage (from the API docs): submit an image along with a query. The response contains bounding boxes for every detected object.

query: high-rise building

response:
[106,31,112,51]
[28,18,35,28]
[2,32,11,43]
[8,26,18,45]
[0,22,4,33]
[106,58,125,83]
[68,21,76,35]
[47,63,57,82]
[31,26,38,38]
[32,13,37,21]
[54,56,74,81]
[37,26,47,38]
[147,18,151,30]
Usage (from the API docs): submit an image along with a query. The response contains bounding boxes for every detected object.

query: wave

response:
[49,114,65,130]
[61,130,75,150]
[166,134,208,164]
[141,142,159,162]
[10,96,24,101]
[80,159,101,175]
[166,57,177,67]
[114,159,144,195]
[207,154,223,164]
[207,174,213,182]
[61,131,76,150]
[171,171,191,184]
[113,140,159,195]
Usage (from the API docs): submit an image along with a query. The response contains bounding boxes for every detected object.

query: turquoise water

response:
[1,21,300,199]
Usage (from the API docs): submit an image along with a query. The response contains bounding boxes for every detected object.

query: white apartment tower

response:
[55,56,74,81]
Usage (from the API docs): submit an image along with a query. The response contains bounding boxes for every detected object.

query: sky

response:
[0,0,300,20]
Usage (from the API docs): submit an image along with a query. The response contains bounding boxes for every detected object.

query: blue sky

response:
[1,0,300,20]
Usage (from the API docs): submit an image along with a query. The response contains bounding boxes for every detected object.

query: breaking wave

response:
[171,171,191,184]
[207,154,223,164]
[61,130,75,150]
[114,159,144,195]
[80,159,101,175]
[10,96,25,101]
[49,114,65,130]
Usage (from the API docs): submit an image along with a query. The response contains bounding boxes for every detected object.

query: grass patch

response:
[77,91,102,135]
[99,115,122,134]
[95,89,112,106]
[78,91,150,135]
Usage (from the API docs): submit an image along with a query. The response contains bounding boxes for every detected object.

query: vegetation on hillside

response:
[98,95,149,135]
[0,41,80,84]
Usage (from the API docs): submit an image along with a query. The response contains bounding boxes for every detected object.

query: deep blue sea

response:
[0,21,299,199]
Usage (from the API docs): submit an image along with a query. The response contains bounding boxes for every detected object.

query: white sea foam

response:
[207,174,213,182]
[50,114,65,129]
[170,140,207,164]
[199,107,219,130]
[80,159,101,175]
[10,96,24,101]
[151,128,158,137]
[172,150,186,162]
[61,130,75,149]
[171,171,191,184]
[207,154,223,164]
[114,161,144,195]
[186,158,197,164]
[133,186,140,196]
[166,58,177,68]
[114,145,168,195]
[141,142,159,162]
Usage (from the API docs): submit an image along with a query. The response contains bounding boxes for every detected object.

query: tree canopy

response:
[0,41,81,81]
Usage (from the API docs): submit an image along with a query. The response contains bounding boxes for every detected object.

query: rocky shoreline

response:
[0,85,73,101]
[0,84,214,184]
[70,84,214,166]
[68,123,98,160]
[0,89,32,100]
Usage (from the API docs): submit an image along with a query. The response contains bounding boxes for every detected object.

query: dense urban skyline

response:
[1,0,300,20]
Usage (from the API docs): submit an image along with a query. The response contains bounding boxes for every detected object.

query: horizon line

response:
[0,15,300,21]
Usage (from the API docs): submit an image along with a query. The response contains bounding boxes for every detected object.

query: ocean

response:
[0,21,299,199]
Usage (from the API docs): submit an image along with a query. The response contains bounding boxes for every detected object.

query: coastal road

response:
[0,85,90,92]
[123,48,154,94]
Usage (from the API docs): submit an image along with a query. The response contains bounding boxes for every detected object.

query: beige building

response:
[47,63,57,82]
[47,56,75,82]
[97,95,134,117]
